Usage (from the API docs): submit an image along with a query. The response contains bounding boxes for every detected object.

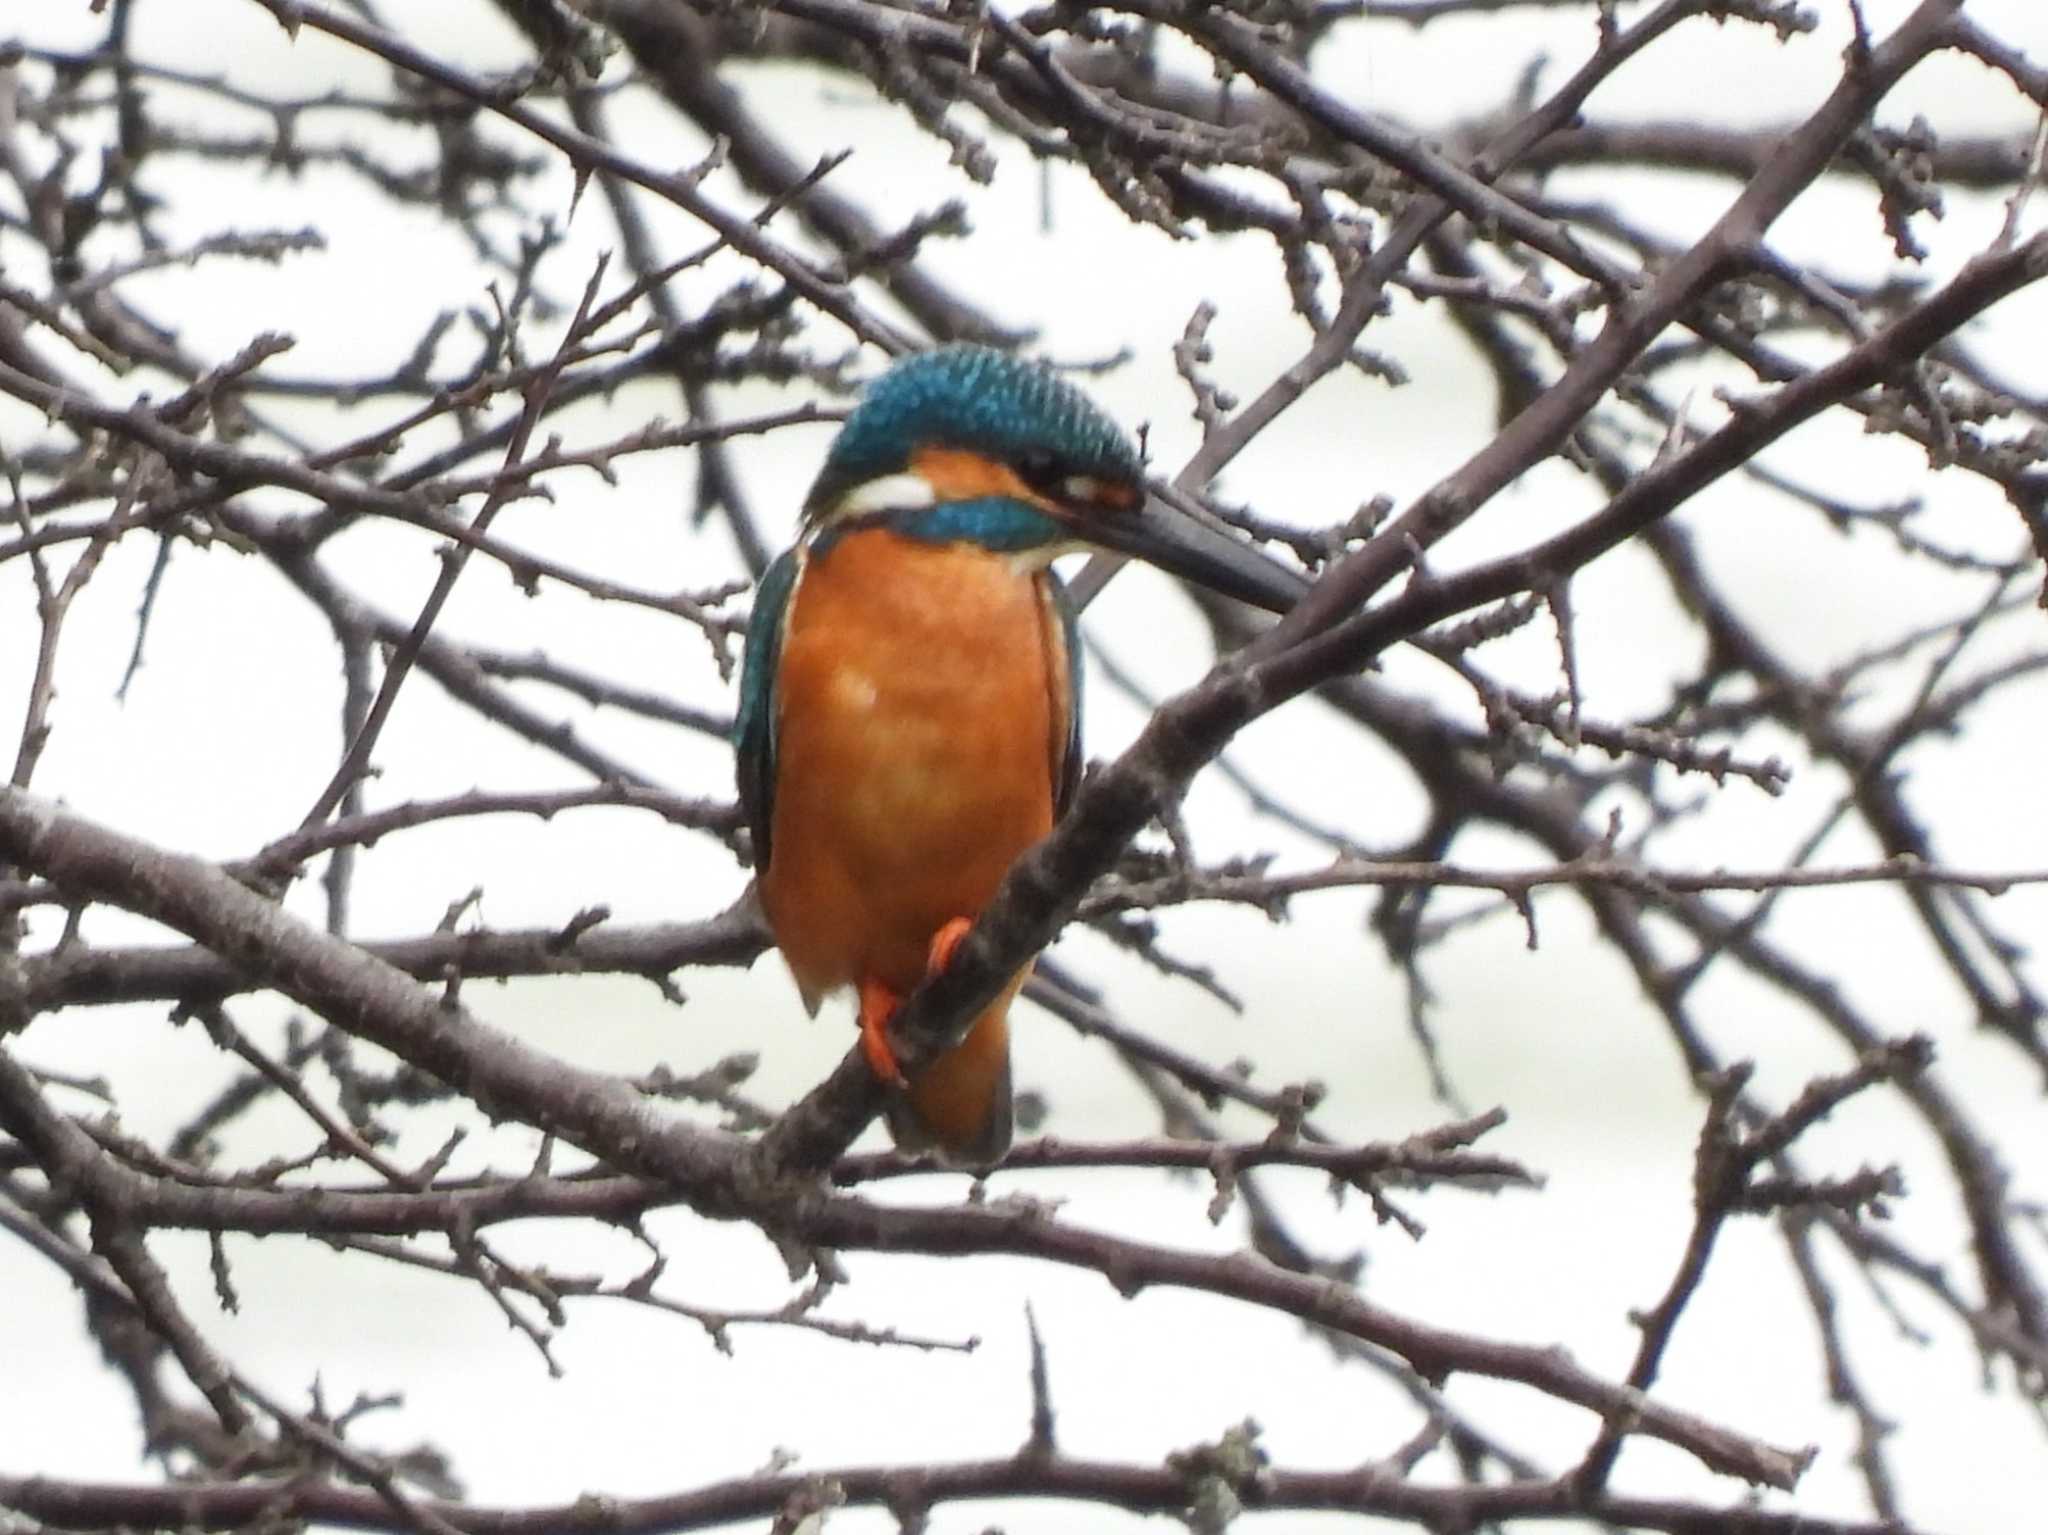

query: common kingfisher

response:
[735,345,1303,1163]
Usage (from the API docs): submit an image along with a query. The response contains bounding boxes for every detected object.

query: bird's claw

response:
[857,976,908,1087]
[855,918,975,1089]
[927,915,973,975]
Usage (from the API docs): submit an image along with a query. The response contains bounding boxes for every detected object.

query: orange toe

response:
[857,976,908,1087]
[927,915,973,975]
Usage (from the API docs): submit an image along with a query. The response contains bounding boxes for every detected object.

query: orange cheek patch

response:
[912,446,1040,504]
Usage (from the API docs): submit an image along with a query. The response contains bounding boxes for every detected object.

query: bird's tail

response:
[883,976,1021,1166]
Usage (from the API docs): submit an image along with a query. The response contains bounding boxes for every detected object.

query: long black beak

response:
[1079,494,1309,615]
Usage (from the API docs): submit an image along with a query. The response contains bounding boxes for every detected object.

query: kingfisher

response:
[735,344,1303,1163]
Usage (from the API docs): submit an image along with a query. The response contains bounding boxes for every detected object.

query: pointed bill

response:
[1077,494,1309,616]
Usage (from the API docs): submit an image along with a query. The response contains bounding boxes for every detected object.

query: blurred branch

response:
[0,1459,1928,1535]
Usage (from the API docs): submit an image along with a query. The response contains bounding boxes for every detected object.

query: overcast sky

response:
[5,1,2047,1530]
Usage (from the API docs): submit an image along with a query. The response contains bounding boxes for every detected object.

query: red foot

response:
[856,919,975,1090]
[857,977,907,1087]
[927,915,973,975]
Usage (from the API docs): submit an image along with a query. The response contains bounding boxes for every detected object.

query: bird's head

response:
[802,344,1304,614]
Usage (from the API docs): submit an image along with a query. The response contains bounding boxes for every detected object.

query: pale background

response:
[4,0,2046,1529]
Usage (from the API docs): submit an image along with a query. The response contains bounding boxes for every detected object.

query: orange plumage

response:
[758,526,1073,1160]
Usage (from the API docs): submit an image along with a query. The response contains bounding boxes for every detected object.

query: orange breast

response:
[760,528,1068,1004]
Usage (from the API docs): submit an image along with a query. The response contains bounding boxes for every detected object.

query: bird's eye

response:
[1012,448,1065,496]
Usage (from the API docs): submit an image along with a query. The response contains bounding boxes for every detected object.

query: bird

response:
[734,344,1304,1163]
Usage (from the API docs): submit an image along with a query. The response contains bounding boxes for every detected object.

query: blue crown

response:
[806,344,1142,514]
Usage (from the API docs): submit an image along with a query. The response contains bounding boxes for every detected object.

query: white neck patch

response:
[832,472,937,518]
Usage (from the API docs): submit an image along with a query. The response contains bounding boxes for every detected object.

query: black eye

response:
[1012,448,1065,496]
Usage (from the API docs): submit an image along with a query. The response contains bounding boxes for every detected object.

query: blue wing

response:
[734,546,804,870]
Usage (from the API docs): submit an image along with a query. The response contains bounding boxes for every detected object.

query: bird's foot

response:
[927,915,973,975]
[856,977,908,1088]
[856,919,975,1089]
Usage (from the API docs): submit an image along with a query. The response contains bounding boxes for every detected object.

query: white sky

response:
[4,0,2047,1530]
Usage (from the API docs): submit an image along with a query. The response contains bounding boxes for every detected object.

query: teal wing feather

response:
[734,546,804,870]
[1046,569,1083,817]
